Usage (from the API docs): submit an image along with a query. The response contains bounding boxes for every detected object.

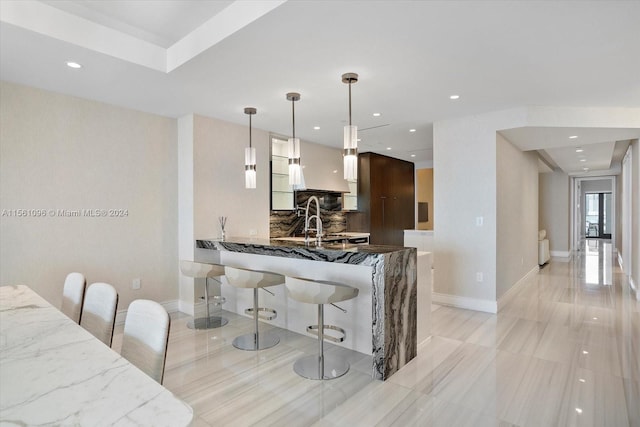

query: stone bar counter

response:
[195,237,417,380]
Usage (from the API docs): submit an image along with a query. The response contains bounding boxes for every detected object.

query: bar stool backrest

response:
[61,272,86,323]
[180,260,224,279]
[80,282,118,347]
[121,299,171,384]
[224,266,284,288]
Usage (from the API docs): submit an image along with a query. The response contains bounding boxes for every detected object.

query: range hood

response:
[298,140,351,193]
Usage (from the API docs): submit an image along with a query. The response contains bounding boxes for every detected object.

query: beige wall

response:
[177,114,271,311]
[416,168,433,230]
[434,109,525,307]
[0,82,178,309]
[496,133,539,299]
[632,139,640,297]
[539,170,571,253]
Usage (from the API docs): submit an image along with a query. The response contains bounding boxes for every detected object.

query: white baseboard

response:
[630,277,639,301]
[497,266,539,312]
[432,292,497,314]
[550,250,572,259]
[115,299,181,325]
[178,299,195,316]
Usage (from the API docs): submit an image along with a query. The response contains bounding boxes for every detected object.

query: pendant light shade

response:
[286,92,302,186]
[244,107,257,189]
[342,73,358,181]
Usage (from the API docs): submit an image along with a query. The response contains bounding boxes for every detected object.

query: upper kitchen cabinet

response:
[271,136,294,210]
[349,152,415,246]
[270,136,350,210]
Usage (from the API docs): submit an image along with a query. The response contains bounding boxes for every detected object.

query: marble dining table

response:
[0,285,193,426]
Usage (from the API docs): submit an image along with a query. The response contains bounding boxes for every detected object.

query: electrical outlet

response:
[476,216,484,226]
[476,272,483,282]
[132,278,141,290]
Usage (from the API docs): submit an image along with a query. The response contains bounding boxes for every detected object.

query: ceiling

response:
[1,0,639,168]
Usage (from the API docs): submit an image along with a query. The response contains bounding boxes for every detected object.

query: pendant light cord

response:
[249,113,252,148]
[292,98,296,139]
[348,81,352,126]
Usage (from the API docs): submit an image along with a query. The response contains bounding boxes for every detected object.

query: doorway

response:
[571,176,616,253]
[585,192,612,239]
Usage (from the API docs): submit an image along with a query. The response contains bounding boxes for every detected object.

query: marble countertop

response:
[0,285,193,426]
[196,237,411,265]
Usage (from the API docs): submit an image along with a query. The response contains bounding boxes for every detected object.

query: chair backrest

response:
[121,299,171,384]
[61,272,86,323]
[80,282,118,347]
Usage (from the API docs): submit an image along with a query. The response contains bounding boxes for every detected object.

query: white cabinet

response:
[404,230,433,252]
[271,136,294,210]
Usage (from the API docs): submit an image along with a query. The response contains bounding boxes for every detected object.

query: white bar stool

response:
[180,260,228,330]
[285,276,359,380]
[224,266,283,351]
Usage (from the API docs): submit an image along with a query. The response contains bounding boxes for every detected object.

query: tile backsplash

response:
[270,191,347,238]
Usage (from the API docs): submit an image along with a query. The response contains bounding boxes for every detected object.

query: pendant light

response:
[342,72,358,181]
[286,92,302,186]
[244,107,257,189]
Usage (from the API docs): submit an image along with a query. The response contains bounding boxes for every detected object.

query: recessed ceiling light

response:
[582,350,589,354]
[580,159,586,162]
[576,148,584,153]
[592,317,598,320]
[373,113,381,117]
[569,135,578,139]
[450,95,460,100]
[411,154,416,158]
[583,167,589,171]
[332,170,338,173]
[66,61,82,69]
[409,129,416,133]
[579,378,586,383]
[386,147,391,150]
[313,126,320,130]
[575,408,583,414]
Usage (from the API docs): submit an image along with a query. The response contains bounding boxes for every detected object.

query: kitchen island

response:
[195,237,417,380]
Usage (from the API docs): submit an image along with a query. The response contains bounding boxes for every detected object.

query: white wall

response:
[631,139,640,298]
[433,106,640,312]
[539,170,571,254]
[496,133,539,299]
[433,108,526,310]
[0,82,178,309]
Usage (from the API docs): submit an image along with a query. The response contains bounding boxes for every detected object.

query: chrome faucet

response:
[304,196,323,243]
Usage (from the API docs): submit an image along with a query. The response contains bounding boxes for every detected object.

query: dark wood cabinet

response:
[348,152,415,246]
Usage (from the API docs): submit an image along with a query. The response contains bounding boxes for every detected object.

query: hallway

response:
[390,240,639,426]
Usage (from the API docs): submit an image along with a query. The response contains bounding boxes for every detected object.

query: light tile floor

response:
[113,240,639,426]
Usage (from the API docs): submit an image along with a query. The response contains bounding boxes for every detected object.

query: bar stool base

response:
[233,332,279,351]
[293,354,349,380]
[188,316,228,330]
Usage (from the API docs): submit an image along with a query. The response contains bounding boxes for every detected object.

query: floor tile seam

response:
[165,340,303,374]
[169,347,306,398]
[368,388,425,427]
[195,361,318,420]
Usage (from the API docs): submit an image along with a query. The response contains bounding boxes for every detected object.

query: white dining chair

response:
[61,272,86,323]
[80,282,118,347]
[121,299,171,384]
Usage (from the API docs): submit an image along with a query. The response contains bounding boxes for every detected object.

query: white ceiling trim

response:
[167,0,287,72]
[1,0,166,71]
[0,0,287,73]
